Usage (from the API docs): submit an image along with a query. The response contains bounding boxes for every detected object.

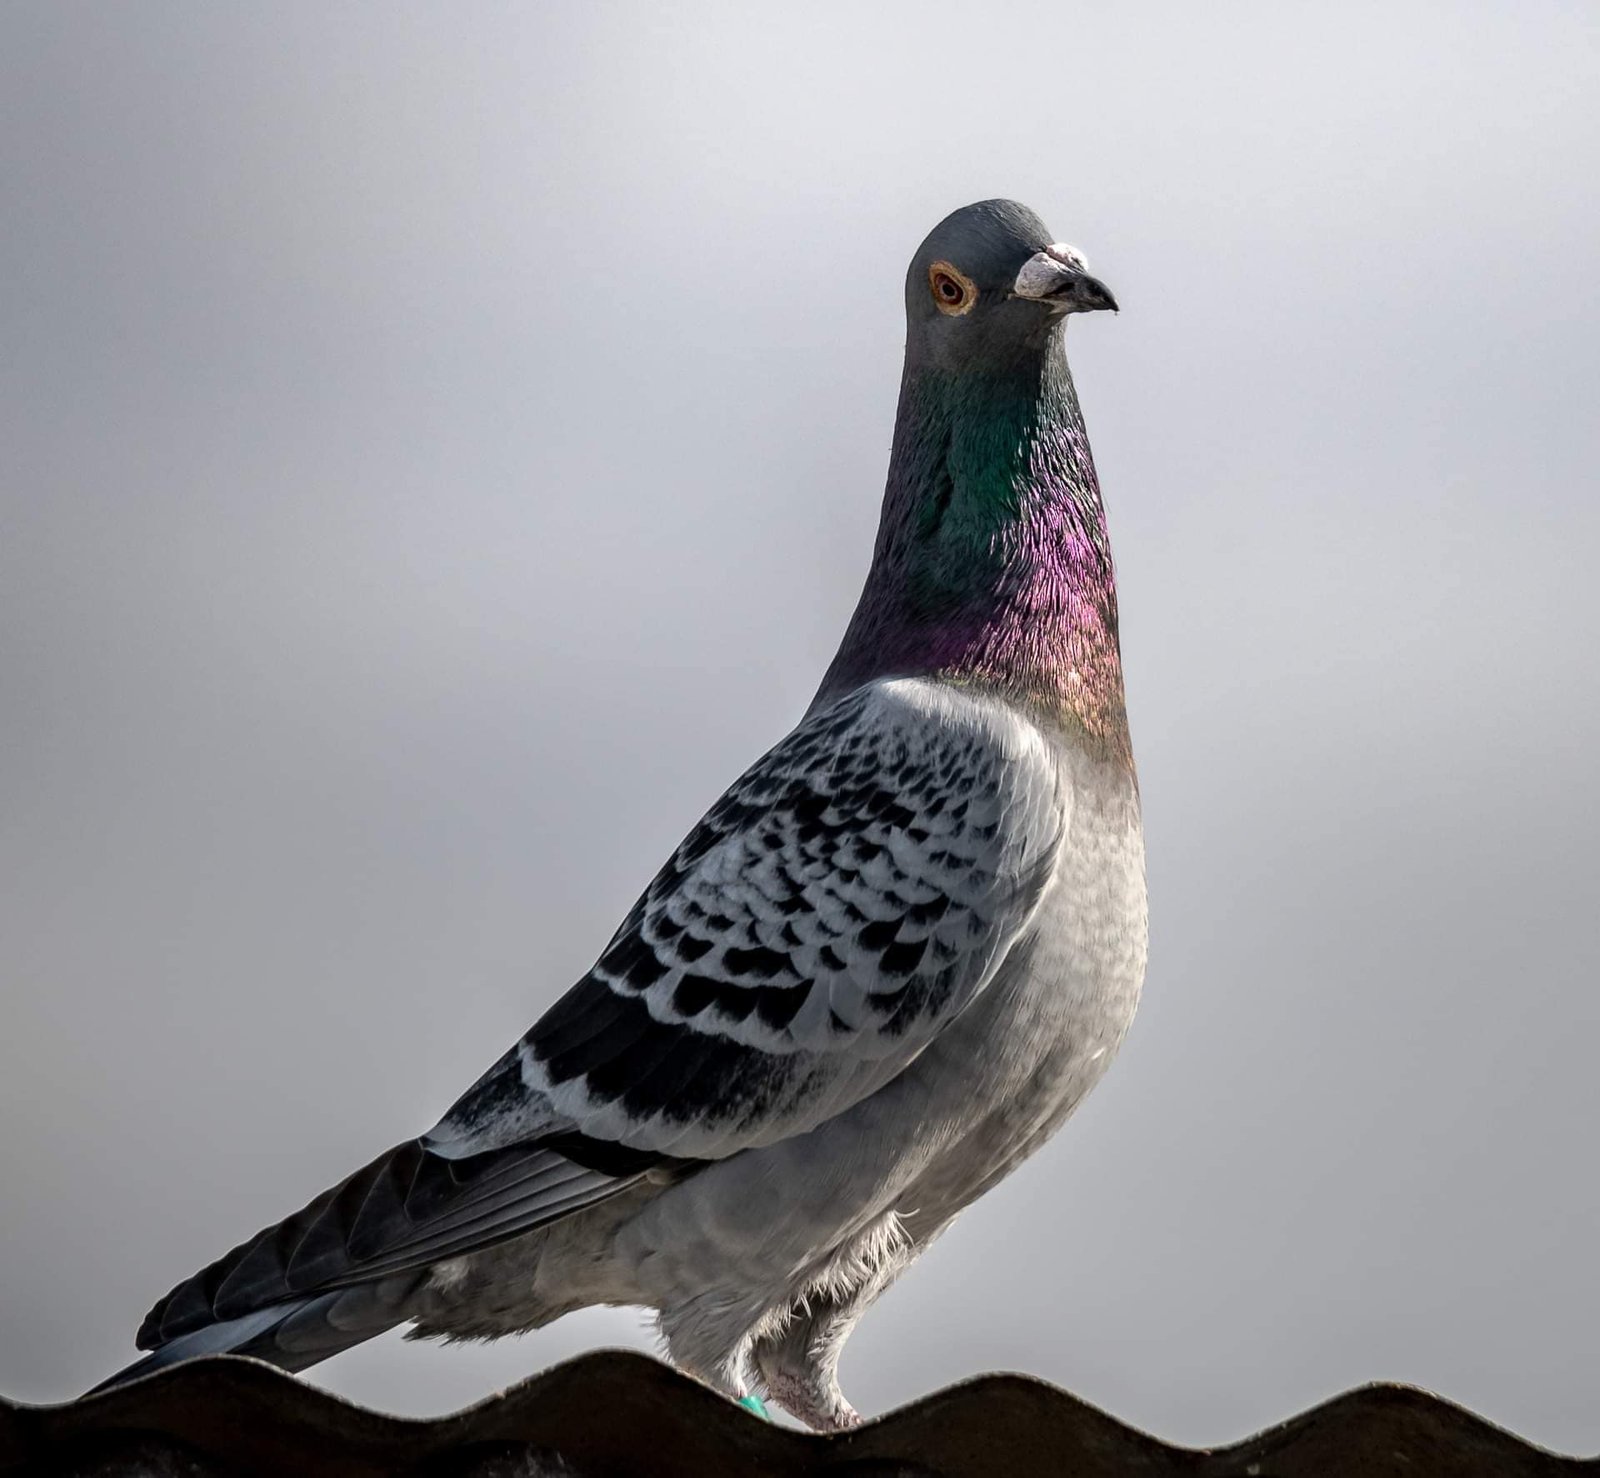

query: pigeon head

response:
[817,199,1129,759]
[904,199,1117,370]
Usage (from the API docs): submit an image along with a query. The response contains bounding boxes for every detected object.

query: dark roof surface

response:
[1,1350,1592,1477]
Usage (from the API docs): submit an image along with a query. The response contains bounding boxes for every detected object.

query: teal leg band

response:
[737,1392,771,1420]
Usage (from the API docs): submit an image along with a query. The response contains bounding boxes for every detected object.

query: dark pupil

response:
[940,278,959,299]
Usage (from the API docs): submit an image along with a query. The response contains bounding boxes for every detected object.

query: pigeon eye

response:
[928,262,977,317]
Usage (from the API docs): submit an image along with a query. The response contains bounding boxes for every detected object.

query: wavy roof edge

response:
[2,1349,1592,1476]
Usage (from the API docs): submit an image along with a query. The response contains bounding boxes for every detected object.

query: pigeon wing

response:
[139,679,1064,1351]
[430,678,1067,1163]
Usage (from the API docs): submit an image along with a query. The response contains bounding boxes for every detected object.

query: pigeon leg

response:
[657,1299,765,1414]
[751,1294,867,1432]
[752,1210,928,1430]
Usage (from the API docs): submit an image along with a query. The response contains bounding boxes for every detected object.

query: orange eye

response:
[928,261,977,316]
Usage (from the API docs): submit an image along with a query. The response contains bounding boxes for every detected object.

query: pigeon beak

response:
[1010,248,1119,315]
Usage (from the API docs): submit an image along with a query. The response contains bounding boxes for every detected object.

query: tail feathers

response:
[136,1137,628,1353]
[101,1133,645,1396]
[91,1278,416,1394]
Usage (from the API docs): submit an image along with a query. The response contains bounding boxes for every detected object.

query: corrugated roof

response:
[1,1350,1589,1477]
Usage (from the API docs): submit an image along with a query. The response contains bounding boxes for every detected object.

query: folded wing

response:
[430,678,1067,1162]
[139,678,1065,1354]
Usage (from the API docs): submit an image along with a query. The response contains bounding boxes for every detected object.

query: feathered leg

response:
[751,1219,919,1431]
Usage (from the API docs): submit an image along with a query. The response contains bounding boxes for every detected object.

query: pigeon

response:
[96,199,1147,1430]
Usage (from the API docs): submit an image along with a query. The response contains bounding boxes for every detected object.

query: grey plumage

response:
[98,201,1147,1429]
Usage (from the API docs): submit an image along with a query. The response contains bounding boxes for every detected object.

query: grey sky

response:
[3,0,1598,1452]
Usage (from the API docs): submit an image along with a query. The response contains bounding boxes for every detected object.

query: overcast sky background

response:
[3,0,1598,1452]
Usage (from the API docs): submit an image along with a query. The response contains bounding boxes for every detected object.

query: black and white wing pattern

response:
[127,677,1066,1366]
[430,677,1067,1163]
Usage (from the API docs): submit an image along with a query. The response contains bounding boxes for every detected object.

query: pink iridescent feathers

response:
[816,350,1129,766]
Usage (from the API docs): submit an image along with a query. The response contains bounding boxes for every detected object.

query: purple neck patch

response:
[815,343,1129,763]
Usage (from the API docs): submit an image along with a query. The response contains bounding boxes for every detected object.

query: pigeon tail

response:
[90,1288,405,1392]
[98,1132,639,1394]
